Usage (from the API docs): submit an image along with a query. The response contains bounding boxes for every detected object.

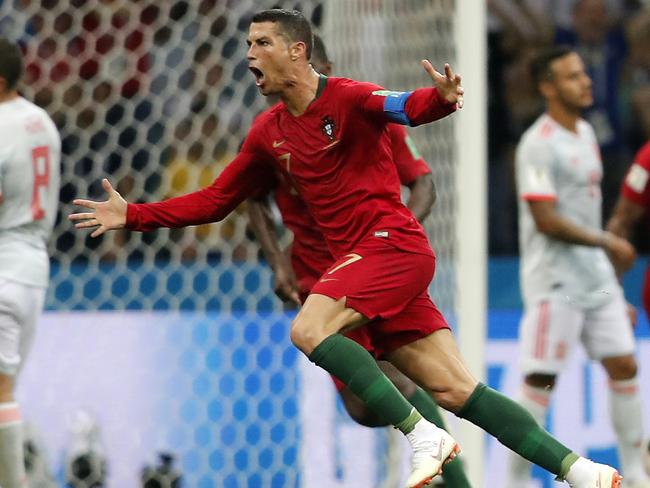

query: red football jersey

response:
[127,76,455,261]
[273,123,431,292]
[240,76,449,259]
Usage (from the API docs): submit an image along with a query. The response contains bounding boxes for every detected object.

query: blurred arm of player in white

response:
[528,200,636,270]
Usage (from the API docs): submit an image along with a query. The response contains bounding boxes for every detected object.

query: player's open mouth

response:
[249,67,265,86]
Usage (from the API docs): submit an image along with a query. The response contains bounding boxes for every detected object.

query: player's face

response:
[547,53,593,111]
[247,22,294,96]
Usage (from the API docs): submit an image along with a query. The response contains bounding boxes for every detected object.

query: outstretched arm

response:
[70,152,271,236]
[357,61,464,127]
[248,197,301,305]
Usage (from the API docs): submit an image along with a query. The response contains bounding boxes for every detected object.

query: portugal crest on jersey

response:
[321,116,336,141]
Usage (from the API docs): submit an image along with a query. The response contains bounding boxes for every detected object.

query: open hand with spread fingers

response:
[421,60,464,108]
[69,178,128,237]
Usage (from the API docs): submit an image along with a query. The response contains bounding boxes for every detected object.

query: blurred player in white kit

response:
[0,37,60,487]
[506,45,650,488]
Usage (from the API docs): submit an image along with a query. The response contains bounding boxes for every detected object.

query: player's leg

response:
[294,297,460,487]
[335,363,473,486]
[0,278,37,488]
[292,293,428,433]
[386,328,622,487]
[391,367,471,488]
[504,374,556,487]
[335,327,472,487]
[336,361,419,426]
[336,323,414,427]
[0,373,25,488]
[584,289,650,486]
[601,355,649,487]
[290,246,446,439]
[504,298,583,487]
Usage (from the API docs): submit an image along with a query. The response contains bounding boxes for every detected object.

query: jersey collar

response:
[315,74,327,100]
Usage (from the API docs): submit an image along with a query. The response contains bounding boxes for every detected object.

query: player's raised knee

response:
[289,316,328,354]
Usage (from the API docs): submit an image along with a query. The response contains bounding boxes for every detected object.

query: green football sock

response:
[458,383,578,477]
[408,388,472,487]
[309,334,421,433]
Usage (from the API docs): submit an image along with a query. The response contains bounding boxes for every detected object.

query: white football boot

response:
[405,419,460,488]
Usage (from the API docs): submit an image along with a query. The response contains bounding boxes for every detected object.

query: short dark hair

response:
[0,37,22,91]
[530,46,574,85]
[311,34,331,67]
[251,9,313,59]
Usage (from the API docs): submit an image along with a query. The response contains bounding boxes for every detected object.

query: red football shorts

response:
[330,294,450,391]
[369,290,449,359]
[310,237,450,361]
[310,238,434,319]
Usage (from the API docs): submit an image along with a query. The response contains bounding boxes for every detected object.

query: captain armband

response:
[373,90,413,125]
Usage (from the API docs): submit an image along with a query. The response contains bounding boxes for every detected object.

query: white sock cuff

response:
[522,384,552,407]
[0,402,21,427]
[608,378,639,395]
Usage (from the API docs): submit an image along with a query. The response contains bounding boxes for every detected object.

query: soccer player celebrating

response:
[505,46,649,488]
[607,140,650,323]
[247,33,471,488]
[71,10,622,487]
[0,38,61,487]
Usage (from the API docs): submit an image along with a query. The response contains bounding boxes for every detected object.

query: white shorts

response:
[519,288,636,375]
[0,277,46,376]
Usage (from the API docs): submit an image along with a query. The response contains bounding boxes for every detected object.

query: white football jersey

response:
[516,113,617,309]
[0,97,61,287]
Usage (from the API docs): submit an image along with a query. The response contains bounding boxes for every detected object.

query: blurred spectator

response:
[554,0,643,218]
[621,8,650,145]
[555,0,627,153]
